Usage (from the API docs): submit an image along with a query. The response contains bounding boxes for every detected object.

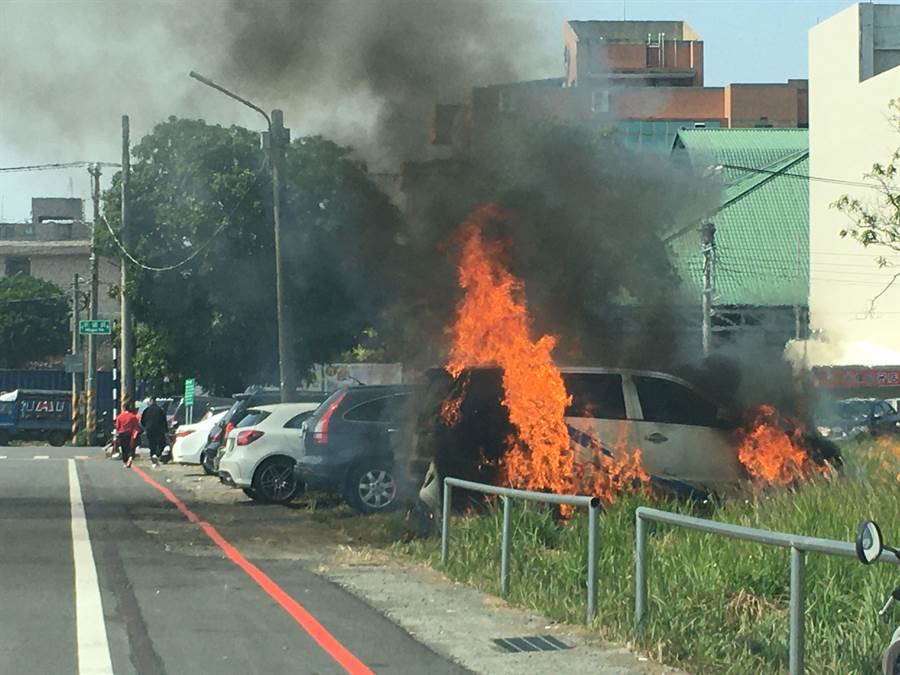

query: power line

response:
[0,161,120,173]
[101,163,266,272]
[720,163,895,191]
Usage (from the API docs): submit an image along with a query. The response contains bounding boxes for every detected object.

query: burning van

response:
[403,365,842,515]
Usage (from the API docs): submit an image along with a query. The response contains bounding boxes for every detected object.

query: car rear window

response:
[634,376,719,426]
[562,373,626,419]
[284,411,313,428]
[236,410,270,428]
[344,394,410,423]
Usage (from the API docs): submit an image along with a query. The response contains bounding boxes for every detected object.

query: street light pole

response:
[189,71,296,402]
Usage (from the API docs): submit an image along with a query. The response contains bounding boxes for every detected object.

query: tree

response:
[833,98,900,312]
[0,275,69,368]
[100,117,409,394]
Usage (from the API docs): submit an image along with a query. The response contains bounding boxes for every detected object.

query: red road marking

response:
[131,465,374,675]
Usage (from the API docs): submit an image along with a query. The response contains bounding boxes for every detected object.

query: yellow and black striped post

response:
[85,389,95,445]
[71,392,80,445]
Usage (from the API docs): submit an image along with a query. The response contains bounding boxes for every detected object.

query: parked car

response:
[217,403,319,503]
[406,366,842,514]
[170,409,229,464]
[816,398,900,440]
[203,387,328,475]
[167,395,234,431]
[296,385,415,514]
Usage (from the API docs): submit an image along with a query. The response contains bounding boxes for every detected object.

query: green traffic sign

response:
[79,319,111,335]
[184,378,196,406]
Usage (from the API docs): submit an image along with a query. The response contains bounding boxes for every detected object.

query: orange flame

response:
[737,405,825,487]
[445,204,647,505]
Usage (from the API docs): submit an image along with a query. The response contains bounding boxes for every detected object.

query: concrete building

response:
[430,20,809,159]
[0,197,119,318]
[807,3,900,367]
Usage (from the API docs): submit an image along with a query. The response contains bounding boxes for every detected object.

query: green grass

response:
[396,438,900,674]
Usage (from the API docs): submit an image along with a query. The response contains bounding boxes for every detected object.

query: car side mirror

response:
[856,520,884,564]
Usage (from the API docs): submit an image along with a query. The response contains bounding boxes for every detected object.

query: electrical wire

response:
[101,164,265,272]
[0,161,120,173]
[720,163,895,191]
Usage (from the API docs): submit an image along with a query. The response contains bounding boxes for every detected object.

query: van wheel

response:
[48,431,67,447]
[252,457,299,504]
[345,463,398,514]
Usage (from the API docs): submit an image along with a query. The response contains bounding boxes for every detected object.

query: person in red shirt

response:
[115,403,141,468]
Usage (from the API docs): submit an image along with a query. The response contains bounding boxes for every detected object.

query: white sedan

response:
[171,410,227,464]
[217,403,319,504]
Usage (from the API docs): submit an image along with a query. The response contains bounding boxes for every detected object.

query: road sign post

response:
[184,378,196,424]
[79,319,111,335]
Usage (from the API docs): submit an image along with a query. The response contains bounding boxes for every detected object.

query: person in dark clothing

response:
[115,403,141,468]
[140,396,168,467]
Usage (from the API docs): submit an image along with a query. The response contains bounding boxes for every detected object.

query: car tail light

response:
[311,391,346,445]
[236,429,264,445]
[225,421,235,437]
[211,430,223,442]
[176,429,195,438]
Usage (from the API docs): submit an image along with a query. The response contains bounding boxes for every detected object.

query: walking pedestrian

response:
[140,395,168,468]
[115,403,140,468]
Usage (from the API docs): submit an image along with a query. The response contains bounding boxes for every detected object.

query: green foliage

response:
[100,117,409,394]
[0,275,69,368]
[401,441,899,674]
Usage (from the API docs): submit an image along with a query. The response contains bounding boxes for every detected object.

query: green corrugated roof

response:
[668,128,809,307]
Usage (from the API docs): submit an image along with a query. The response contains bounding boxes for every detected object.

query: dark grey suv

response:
[295,385,415,514]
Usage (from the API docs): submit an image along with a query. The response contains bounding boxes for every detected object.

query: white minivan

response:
[408,366,779,511]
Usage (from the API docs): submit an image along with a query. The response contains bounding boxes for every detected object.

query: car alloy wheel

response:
[256,460,297,503]
[357,469,397,511]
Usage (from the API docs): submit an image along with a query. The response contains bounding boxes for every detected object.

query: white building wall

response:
[808,3,900,364]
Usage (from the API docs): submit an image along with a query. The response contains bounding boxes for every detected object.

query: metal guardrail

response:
[441,477,601,622]
[634,506,900,675]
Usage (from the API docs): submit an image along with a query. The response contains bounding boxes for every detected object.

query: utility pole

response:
[120,116,134,411]
[265,110,297,402]
[700,221,717,357]
[71,273,82,443]
[189,72,297,403]
[86,164,101,443]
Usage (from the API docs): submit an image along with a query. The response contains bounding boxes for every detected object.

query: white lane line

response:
[34,455,50,459]
[68,459,114,675]
[0,455,6,459]
[75,455,89,460]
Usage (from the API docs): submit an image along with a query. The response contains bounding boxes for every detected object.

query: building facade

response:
[807,3,900,366]
[0,197,120,319]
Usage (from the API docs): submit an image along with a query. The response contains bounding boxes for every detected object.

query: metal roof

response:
[668,128,809,307]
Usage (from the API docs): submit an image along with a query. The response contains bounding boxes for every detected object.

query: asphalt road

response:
[0,446,467,675]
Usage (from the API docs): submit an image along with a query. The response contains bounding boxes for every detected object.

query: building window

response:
[498,90,517,113]
[5,256,31,276]
[591,90,610,114]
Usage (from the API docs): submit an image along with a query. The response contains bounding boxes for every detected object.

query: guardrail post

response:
[587,499,598,622]
[441,479,451,566]
[635,509,647,631]
[789,546,805,675]
[500,496,511,597]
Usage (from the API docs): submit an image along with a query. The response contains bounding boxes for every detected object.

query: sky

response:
[0,0,862,221]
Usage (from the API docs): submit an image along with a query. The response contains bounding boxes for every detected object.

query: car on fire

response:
[405,366,842,514]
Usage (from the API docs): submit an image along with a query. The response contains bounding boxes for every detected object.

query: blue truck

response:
[0,389,72,447]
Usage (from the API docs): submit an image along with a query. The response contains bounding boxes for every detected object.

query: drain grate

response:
[492,635,572,653]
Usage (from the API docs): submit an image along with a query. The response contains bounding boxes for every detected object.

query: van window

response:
[562,373,626,419]
[634,376,719,426]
